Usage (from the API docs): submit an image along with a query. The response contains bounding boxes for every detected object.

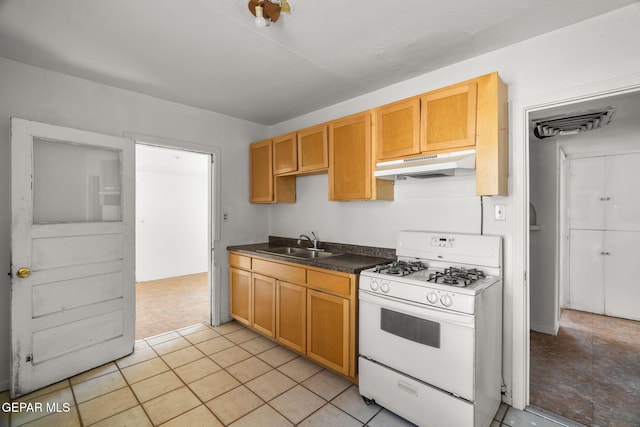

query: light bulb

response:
[254,5,270,28]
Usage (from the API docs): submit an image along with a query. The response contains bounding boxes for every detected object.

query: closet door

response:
[568,229,605,314]
[569,157,605,230]
[605,153,640,231]
[604,231,640,321]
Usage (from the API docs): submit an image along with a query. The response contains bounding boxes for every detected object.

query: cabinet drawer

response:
[229,253,251,270]
[307,270,351,296]
[252,258,306,284]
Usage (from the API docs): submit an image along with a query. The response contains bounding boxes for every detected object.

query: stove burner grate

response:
[428,267,486,287]
[374,260,427,276]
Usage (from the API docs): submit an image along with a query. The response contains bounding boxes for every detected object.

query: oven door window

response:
[381,308,440,348]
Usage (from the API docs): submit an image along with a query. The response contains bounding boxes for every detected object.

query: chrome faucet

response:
[298,231,319,250]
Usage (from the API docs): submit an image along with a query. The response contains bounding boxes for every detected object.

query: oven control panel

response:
[431,236,455,248]
[359,274,478,315]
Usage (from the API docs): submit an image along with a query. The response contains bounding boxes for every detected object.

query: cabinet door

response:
[273,132,298,175]
[569,157,605,230]
[420,81,477,152]
[568,230,605,314]
[276,281,306,353]
[250,139,273,203]
[604,231,640,321]
[306,289,349,375]
[328,112,372,201]
[376,97,421,161]
[230,267,252,326]
[605,153,640,231]
[252,273,276,338]
[298,124,328,173]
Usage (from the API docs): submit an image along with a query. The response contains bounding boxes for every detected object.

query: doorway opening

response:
[135,144,212,339]
[527,90,640,425]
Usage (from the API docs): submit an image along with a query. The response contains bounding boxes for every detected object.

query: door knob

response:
[16,268,30,278]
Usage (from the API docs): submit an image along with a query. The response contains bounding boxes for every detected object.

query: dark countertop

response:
[227,237,395,275]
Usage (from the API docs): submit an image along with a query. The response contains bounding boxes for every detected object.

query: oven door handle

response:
[359,290,475,327]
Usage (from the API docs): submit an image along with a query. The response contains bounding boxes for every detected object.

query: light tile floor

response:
[1,322,569,427]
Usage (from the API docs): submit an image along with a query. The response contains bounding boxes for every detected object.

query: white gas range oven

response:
[358,230,503,427]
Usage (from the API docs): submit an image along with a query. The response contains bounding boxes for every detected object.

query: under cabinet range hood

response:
[375,149,476,180]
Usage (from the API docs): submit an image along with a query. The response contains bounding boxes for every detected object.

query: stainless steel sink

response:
[291,250,339,259]
[259,247,308,255]
[256,247,341,259]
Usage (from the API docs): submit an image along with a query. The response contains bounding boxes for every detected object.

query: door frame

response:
[513,73,640,410]
[126,132,222,326]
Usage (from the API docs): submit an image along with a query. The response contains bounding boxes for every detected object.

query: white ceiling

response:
[0,0,637,125]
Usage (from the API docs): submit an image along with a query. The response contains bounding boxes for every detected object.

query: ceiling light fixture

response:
[248,0,290,28]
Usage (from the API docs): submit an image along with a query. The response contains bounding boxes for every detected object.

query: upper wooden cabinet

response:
[273,132,297,175]
[376,97,421,161]
[297,124,329,173]
[373,72,507,196]
[475,72,508,196]
[250,139,295,204]
[250,72,507,200]
[421,81,477,153]
[329,112,394,201]
[249,139,273,203]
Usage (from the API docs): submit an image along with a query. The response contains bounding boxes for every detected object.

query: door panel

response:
[252,273,276,338]
[604,231,640,320]
[32,269,123,317]
[11,118,135,398]
[32,232,123,269]
[569,157,605,230]
[605,153,640,231]
[568,229,604,314]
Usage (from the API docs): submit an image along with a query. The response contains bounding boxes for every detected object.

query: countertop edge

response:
[227,242,394,274]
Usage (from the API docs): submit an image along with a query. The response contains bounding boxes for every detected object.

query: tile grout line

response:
[111,347,158,427]
[67,379,83,426]
[152,326,225,426]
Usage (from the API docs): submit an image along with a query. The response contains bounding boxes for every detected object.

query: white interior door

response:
[605,153,640,231]
[568,157,605,230]
[604,231,640,321]
[568,229,605,314]
[10,118,135,398]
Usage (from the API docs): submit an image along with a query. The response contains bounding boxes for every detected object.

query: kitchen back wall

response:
[268,3,640,409]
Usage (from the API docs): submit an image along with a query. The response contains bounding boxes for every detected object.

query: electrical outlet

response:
[223,211,230,222]
[494,204,506,221]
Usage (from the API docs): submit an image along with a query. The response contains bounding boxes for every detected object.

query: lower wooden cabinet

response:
[276,281,306,353]
[229,252,357,380]
[229,267,252,326]
[252,273,276,338]
[306,289,350,376]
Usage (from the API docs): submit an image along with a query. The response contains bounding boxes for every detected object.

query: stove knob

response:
[440,295,453,307]
[426,292,438,304]
[380,282,390,293]
[370,280,379,291]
